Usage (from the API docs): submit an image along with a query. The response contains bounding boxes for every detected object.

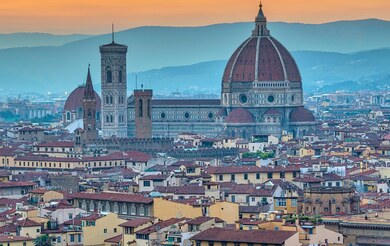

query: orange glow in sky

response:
[1,0,390,34]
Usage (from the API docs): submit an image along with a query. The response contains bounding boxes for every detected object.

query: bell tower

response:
[100,27,128,138]
[134,87,153,139]
[82,65,98,145]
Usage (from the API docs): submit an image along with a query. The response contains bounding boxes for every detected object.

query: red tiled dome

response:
[222,36,301,84]
[216,108,228,117]
[264,108,281,115]
[226,108,255,124]
[64,86,101,112]
[289,107,315,123]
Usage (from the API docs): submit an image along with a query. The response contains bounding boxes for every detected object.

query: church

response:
[63,2,316,140]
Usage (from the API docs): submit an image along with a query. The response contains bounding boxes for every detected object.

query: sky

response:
[1,0,390,34]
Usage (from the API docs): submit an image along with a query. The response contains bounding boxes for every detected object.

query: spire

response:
[252,1,270,37]
[84,64,95,100]
[112,24,115,43]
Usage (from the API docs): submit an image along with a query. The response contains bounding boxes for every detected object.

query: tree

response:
[34,235,54,246]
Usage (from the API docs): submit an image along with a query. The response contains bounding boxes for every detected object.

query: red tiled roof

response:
[222,36,301,83]
[0,234,33,243]
[104,234,122,243]
[289,107,315,123]
[136,218,187,235]
[16,218,42,227]
[226,108,255,124]
[69,192,153,204]
[119,218,152,228]
[190,228,296,244]
[64,86,101,112]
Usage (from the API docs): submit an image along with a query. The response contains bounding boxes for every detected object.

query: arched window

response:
[66,112,71,121]
[106,115,110,123]
[138,99,143,117]
[147,99,151,118]
[110,96,113,104]
[110,115,113,123]
[106,67,112,83]
[119,70,123,83]
[106,95,109,104]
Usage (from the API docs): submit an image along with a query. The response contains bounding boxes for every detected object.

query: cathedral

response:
[126,3,315,139]
[63,2,315,140]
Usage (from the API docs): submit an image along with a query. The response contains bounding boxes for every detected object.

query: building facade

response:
[126,3,315,139]
[100,38,128,138]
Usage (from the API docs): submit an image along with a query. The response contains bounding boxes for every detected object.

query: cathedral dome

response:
[222,4,301,84]
[226,108,255,124]
[289,107,315,123]
[64,86,101,112]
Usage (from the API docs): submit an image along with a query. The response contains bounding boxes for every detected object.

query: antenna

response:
[112,24,115,43]
[135,75,138,89]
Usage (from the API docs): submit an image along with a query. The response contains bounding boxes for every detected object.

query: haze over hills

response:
[129,48,390,94]
[0,33,92,49]
[1,19,390,94]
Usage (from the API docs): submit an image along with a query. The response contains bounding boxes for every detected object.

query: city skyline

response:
[1,0,390,34]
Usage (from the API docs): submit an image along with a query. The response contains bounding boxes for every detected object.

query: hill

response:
[0,33,92,49]
[2,19,390,93]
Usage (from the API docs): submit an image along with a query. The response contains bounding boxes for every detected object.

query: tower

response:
[100,29,128,138]
[82,65,98,144]
[134,88,153,138]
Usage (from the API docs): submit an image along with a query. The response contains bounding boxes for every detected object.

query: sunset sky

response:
[1,0,390,34]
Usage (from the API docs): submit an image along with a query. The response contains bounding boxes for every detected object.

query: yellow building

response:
[206,165,300,184]
[153,198,239,224]
[82,213,126,246]
[0,235,34,246]
[120,218,154,246]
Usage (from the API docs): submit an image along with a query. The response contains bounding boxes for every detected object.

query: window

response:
[219,175,223,181]
[336,181,340,187]
[119,70,123,83]
[267,172,273,179]
[231,195,236,203]
[208,242,214,246]
[244,173,248,180]
[293,171,297,178]
[256,173,260,179]
[68,213,73,219]
[106,68,112,83]
[70,235,75,242]
[276,198,286,207]
[251,197,255,202]
[280,172,285,179]
[196,242,201,246]
[138,99,143,117]
[328,182,332,187]
[36,228,40,233]
[104,229,108,233]
[143,181,151,187]
[114,228,117,233]
[231,174,235,181]
[57,237,61,243]
[291,199,297,207]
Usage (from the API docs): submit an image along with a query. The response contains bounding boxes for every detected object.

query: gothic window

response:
[110,115,113,123]
[106,96,109,104]
[138,99,143,117]
[96,112,100,121]
[147,99,151,118]
[106,115,110,123]
[106,67,112,83]
[110,96,113,104]
[119,70,123,83]
[87,109,92,117]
